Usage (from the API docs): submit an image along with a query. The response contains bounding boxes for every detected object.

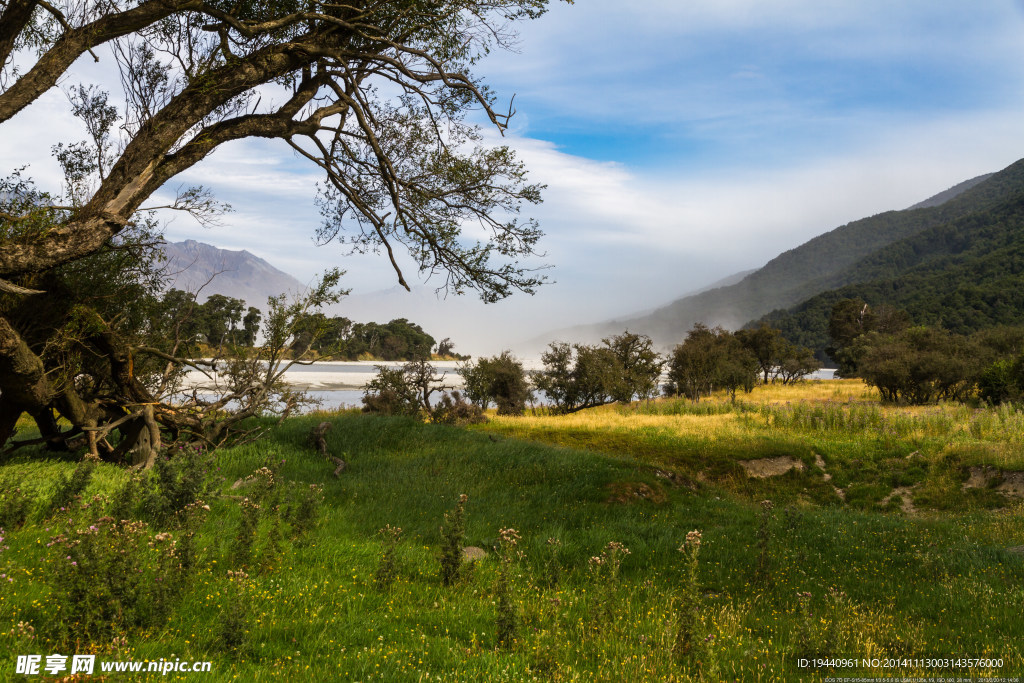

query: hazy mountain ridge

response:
[907,173,994,210]
[160,240,307,307]
[557,158,1024,349]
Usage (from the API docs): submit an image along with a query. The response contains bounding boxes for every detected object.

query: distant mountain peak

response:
[160,240,306,308]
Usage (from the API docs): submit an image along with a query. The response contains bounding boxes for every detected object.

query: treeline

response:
[294,314,466,361]
[826,298,1024,404]
[362,328,821,420]
[158,290,263,351]
[154,290,464,360]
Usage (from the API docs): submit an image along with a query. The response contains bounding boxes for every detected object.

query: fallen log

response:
[309,421,346,476]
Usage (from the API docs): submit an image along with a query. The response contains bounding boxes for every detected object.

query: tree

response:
[361,365,422,418]
[0,0,558,458]
[856,327,977,404]
[826,299,910,376]
[362,359,455,417]
[458,351,531,415]
[531,342,622,414]
[774,341,822,385]
[240,307,262,347]
[665,324,758,402]
[736,324,783,384]
[601,331,663,403]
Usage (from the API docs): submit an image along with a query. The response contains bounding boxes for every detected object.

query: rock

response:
[739,456,805,478]
[963,466,1024,499]
[462,546,487,561]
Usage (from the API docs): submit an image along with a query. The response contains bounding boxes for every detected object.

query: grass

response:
[0,381,1022,680]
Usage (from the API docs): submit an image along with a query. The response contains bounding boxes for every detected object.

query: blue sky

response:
[4,0,1024,353]
[478,0,1024,169]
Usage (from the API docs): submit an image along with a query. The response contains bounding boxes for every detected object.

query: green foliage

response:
[338,318,436,360]
[602,331,663,402]
[139,445,216,527]
[673,530,702,661]
[458,351,532,414]
[978,355,1024,405]
[494,527,521,647]
[430,391,488,426]
[42,459,95,517]
[373,524,404,592]
[760,183,1024,359]
[856,327,978,404]
[44,514,182,646]
[361,365,424,417]
[439,494,468,587]
[532,342,616,413]
[665,324,758,401]
[755,499,775,587]
[533,332,661,413]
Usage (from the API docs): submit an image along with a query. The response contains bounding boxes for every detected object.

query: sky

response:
[5,0,1024,354]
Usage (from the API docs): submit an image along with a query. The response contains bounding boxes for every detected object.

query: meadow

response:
[0,379,1022,681]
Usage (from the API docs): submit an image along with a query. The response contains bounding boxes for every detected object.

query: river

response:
[181,361,838,412]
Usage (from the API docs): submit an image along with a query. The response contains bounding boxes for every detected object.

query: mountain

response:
[160,240,306,307]
[758,173,1024,356]
[906,173,994,210]
[527,267,757,352]
[560,158,1024,349]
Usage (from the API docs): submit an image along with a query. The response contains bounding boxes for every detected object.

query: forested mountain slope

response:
[757,187,1024,357]
[606,158,1024,347]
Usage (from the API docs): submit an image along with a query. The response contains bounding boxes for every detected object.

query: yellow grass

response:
[494,409,741,439]
[720,378,876,404]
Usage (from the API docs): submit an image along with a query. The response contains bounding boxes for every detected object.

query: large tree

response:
[0,0,557,460]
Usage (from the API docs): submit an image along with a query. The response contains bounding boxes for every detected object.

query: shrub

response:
[430,391,488,425]
[140,445,216,527]
[42,459,95,518]
[978,355,1024,404]
[674,530,702,660]
[361,365,422,417]
[459,351,533,415]
[439,494,468,586]
[495,527,521,647]
[374,525,403,591]
[44,514,181,645]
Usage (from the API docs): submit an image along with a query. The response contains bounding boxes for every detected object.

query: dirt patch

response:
[964,466,1000,489]
[963,466,1024,499]
[462,546,487,561]
[1007,545,1024,555]
[653,468,698,490]
[813,454,831,481]
[811,453,847,501]
[997,471,1024,498]
[605,481,667,504]
[880,485,918,515]
[739,456,805,478]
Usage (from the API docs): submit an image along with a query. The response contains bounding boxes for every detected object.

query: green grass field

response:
[1,380,1023,681]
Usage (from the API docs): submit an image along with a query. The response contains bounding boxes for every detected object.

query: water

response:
[181,361,841,412]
